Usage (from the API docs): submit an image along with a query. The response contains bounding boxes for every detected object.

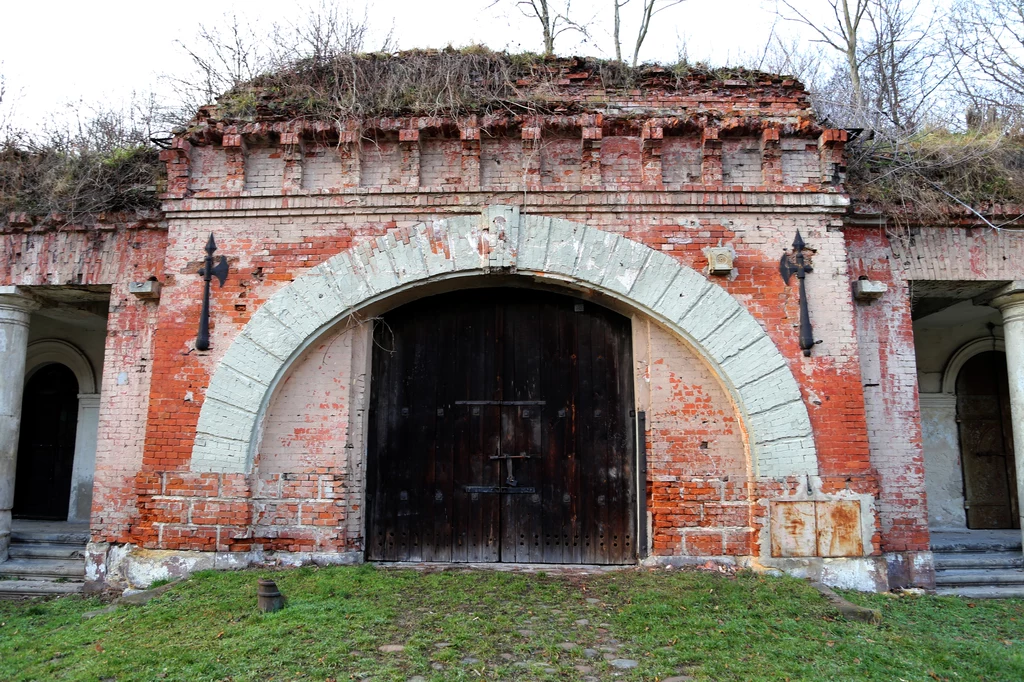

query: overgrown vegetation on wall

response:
[209,48,763,121]
[848,130,1024,221]
[1,47,1023,225]
[0,142,161,220]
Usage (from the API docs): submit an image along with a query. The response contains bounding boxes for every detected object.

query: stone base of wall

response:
[86,542,895,593]
[84,542,362,591]
[883,550,936,590]
[644,554,891,592]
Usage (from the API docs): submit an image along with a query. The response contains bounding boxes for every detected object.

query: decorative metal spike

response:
[792,230,805,252]
[779,231,816,357]
[196,233,230,351]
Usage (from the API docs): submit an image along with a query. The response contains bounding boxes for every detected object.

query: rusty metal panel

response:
[815,500,863,557]
[770,501,816,557]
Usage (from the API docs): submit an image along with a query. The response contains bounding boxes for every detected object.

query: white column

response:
[0,286,40,562]
[991,287,1024,549]
[68,394,101,523]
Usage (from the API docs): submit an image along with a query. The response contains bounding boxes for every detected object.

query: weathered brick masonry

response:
[2,63,921,590]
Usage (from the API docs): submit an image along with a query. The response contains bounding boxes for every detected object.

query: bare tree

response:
[861,0,949,134]
[490,0,593,55]
[945,0,1024,124]
[165,4,387,125]
[614,0,688,67]
[778,0,871,117]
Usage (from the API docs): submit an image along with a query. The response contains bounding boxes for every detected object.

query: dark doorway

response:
[366,288,637,564]
[957,350,1018,529]
[13,363,79,521]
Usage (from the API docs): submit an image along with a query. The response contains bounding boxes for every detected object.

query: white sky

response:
[1,0,833,129]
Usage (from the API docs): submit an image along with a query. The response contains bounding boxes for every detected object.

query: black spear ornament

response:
[779,231,816,357]
[196,233,229,351]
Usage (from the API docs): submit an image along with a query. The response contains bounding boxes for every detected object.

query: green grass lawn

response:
[1,565,1022,681]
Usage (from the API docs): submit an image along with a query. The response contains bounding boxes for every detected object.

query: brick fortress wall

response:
[1,66,907,586]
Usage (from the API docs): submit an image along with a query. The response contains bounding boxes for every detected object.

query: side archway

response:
[941,337,1006,395]
[191,207,817,477]
[25,339,97,394]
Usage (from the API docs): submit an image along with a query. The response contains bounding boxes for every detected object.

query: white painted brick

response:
[290,274,346,323]
[741,367,802,414]
[756,437,818,477]
[221,335,283,385]
[205,365,269,414]
[599,237,651,296]
[700,307,766,363]
[417,222,458,277]
[200,398,257,442]
[192,434,249,473]
[543,219,586,276]
[388,236,429,284]
[629,252,682,310]
[720,336,787,388]
[749,401,813,441]
[679,283,739,340]
[447,218,487,272]
[517,216,552,272]
[573,228,618,283]
[655,273,712,329]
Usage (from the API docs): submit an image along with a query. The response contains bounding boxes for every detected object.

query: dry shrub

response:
[847,129,1024,220]
[211,47,774,121]
[0,141,162,221]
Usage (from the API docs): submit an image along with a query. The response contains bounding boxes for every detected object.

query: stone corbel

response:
[460,118,481,190]
[522,126,542,190]
[280,130,306,191]
[399,127,420,188]
[580,114,602,187]
[761,127,783,187]
[641,121,664,186]
[221,128,247,193]
[818,129,848,185]
[701,126,723,185]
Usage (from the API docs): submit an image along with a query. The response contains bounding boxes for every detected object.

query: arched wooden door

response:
[13,363,79,520]
[957,350,1018,529]
[366,288,637,564]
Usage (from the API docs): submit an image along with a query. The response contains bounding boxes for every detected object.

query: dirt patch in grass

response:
[1,565,1022,681]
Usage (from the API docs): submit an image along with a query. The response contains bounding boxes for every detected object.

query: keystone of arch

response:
[191,206,817,477]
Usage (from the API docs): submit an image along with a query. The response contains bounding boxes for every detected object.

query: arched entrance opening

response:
[13,363,79,520]
[957,350,1019,529]
[365,288,637,563]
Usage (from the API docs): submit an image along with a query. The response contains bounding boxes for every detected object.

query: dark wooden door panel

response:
[957,350,1019,530]
[14,363,79,521]
[366,288,636,563]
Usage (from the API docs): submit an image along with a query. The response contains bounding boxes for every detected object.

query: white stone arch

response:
[191,207,818,477]
[25,339,97,394]
[941,337,1006,394]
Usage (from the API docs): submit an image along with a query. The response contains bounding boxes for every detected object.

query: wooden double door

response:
[366,288,637,564]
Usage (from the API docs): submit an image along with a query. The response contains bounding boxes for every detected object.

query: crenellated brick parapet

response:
[163,111,847,200]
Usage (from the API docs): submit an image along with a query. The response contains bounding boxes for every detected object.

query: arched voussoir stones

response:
[191,206,818,477]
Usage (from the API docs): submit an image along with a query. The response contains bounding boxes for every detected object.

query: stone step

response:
[930,535,1022,554]
[0,579,83,600]
[10,529,89,546]
[936,585,1024,599]
[934,568,1024,587]
[8,543,86,560]
[933,552,1024,570]
[0,558,86,580]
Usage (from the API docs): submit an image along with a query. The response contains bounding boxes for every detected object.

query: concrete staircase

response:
[0,521,88,599]
[932,530,1024,599]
